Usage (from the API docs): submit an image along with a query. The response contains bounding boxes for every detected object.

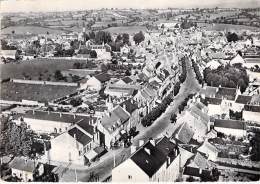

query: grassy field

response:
[104,26,147,35]
[199,23,260,31]
[1,26,67,35]
[0,59,87,80]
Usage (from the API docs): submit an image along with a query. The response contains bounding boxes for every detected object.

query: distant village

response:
[1,7,260,182]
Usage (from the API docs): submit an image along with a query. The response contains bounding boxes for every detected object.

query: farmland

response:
[104,26,147,35]
[1,26,67,35]
[199,23,260,31]
[0,59,88,80]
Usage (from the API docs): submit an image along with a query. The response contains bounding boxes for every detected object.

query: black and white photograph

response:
[0,0,260,182]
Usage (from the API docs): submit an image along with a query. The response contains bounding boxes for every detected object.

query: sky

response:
[1,0,260,12]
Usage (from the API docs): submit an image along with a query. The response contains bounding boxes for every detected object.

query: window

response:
[54,128,57,133]
[128,175,132,180]
[59,128,62,133]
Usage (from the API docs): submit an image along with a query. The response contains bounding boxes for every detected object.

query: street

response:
[59,57,201,182]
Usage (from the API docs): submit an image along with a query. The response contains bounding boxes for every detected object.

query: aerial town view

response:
[0,0,260,182]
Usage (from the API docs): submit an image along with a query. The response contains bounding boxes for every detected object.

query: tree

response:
[122,33,130,45]
[54,70,63,81]
[133,31,145,45]
[170,114,177,123]
[3,121,33,157]
[125,70,131,76]
[90,50,97,58]
[73,62,82,69]
[70,98,83,107]
[226,32,239,42]
[95,31,112,44]
[89,31,95,40]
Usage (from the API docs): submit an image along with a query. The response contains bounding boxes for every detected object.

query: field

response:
[104,26,147,35]
[199,23,260,31]
[1,26,67,35]
[0,82,78,102]
[0,59,87,80]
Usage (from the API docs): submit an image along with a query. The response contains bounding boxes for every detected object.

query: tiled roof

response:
[68,127,92,146]
[120,99,138,114]
[94,73,111,83]
[244,105,260,112]
[250,95,260,105]
[192,152,209,170]
[100,105,130,133]
[122,76,133,84]
[198,140,219,155]
[183,166,211,178]
[9,157,35,173]
[189,105,209,124]
[215,87,237,101]
[176,122,194,144]
[201,86,218,98]
[205,97,222,105]
[214,119,246,130]
[235,95,252,104]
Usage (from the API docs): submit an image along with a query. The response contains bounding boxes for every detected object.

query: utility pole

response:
[74,168,78,182]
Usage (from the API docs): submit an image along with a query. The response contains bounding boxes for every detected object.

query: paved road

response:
[60,58,201,182]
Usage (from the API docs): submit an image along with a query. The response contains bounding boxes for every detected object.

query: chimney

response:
[139,140,144,147]
[123,104,126,110]
[144,147,150,155]
[130,145,136,154]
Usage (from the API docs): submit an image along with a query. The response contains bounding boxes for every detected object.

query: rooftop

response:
[130,141,167,178]
[9,157,35,173]
[176,122,194,144]
[24,110,96,125]
[235,95,252,104]
[94,73,111,83]
[68,127,92,146]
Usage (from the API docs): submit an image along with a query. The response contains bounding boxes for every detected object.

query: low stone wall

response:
[12,78,78,87]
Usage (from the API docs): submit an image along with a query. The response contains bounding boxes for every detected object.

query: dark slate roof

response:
[156,137,178,160]
[131,141,166,177]
[214,119,246,130]
[122,76,133,84]
[68,127,92,146]
[119,99,138,114]
[205,97,222,105]
[215,87,237,101]
[76,120,95,135]
[94,73,111,83]
[235,95,252,104]
[244,105,260,112]
[183,166,211,178]
[9,157,35,172]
